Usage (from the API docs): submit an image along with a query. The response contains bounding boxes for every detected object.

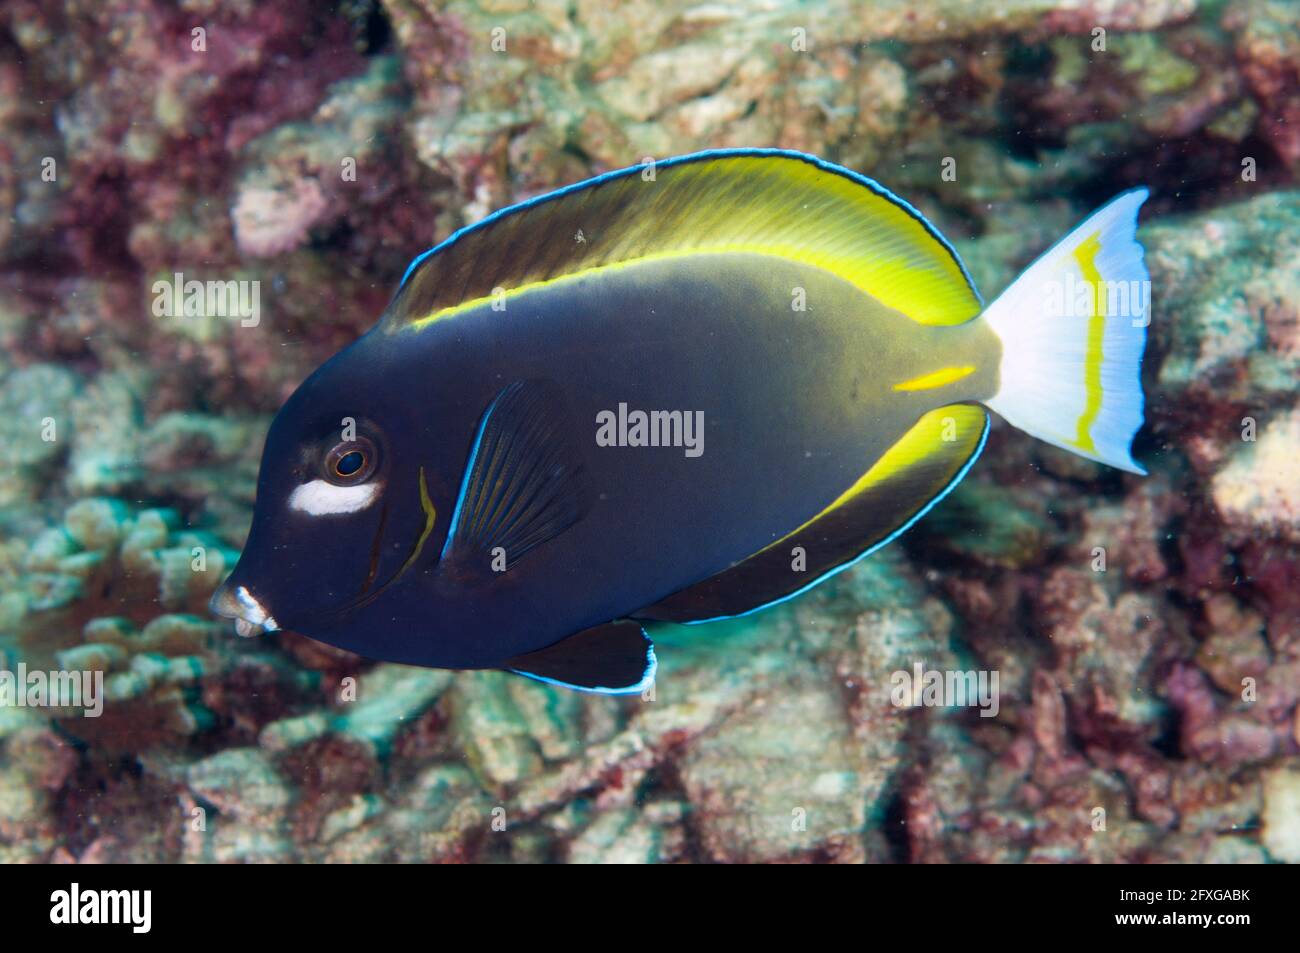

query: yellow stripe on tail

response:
[978,190,1150,475]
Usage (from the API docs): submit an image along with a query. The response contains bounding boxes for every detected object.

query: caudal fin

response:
[981,189,1150,475]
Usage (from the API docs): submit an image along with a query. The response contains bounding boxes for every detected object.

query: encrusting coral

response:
[0,0,1296,863]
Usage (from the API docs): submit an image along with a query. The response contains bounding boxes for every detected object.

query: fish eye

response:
[323,436,378,485]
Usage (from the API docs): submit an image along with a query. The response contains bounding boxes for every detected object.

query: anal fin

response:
[505,620,656,695]
[637,404,989,623]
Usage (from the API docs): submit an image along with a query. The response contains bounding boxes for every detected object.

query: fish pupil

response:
[336,450,365,476]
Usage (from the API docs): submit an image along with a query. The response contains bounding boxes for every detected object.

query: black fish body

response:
[212,150,1151,693]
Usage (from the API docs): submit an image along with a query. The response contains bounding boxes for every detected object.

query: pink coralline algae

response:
[232,179,331,258]
[0,0,1296,864]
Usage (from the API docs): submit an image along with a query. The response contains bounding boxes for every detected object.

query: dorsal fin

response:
[636,405,989,624]
[383,149,982,332]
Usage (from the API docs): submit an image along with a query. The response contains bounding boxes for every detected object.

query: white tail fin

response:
[981,189,1150,475]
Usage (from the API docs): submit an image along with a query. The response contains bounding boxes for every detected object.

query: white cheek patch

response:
[288,479,381,516]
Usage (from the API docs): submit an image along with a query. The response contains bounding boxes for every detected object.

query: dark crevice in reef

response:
[879,787,913,864]
[1001,42,1070,159]
[1149,708,1184,761]
[338,0,393,56]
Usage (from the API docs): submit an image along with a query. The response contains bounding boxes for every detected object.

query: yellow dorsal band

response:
[1071,232,1105,454]
[408,245,861,330]
[893,365,976,392]
[387,154,984,334]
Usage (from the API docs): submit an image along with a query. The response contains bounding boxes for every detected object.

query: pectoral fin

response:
[441,380,589,572]
[505,621,656,695]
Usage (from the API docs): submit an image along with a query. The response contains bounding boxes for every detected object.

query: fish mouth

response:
[209,582,281,638]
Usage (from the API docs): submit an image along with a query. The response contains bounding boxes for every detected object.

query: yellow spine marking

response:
[1072,232,1105,454]
[893,365,976,392]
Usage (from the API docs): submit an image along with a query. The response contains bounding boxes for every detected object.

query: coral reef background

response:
[1,0,1298,863]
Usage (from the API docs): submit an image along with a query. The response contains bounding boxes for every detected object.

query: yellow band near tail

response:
[893,364,976,392]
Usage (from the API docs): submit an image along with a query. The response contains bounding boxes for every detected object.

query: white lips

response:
[234,586,279,637]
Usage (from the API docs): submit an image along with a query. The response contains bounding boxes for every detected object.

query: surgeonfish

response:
[210,149,1150,694]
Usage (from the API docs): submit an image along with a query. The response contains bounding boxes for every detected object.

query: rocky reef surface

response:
[0,0,1297,862]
